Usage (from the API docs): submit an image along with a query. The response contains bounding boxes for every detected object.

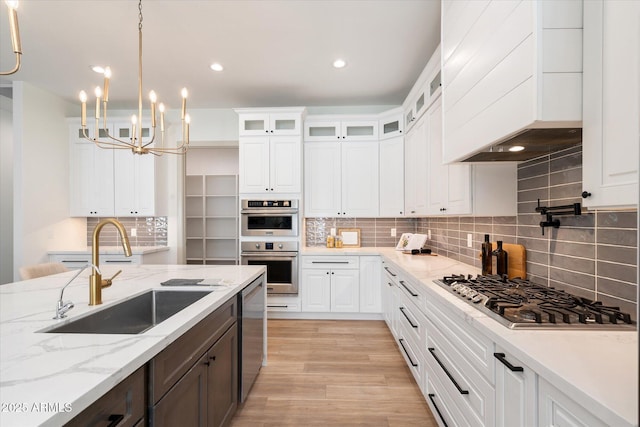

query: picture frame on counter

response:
[338,228,360,247]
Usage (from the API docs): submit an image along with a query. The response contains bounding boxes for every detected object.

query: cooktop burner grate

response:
[434,274,635,329]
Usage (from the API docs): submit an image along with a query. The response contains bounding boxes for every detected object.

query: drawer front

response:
[426,318,495,427]
[267,295,301,312]
[426,362,473,427]
[396,331,425,393]
[396,299,427,352]
[396,275,426,307]
[151,297,237,403]
[302,256,359,269]
[67,365,146,427]
[426,297,494,382]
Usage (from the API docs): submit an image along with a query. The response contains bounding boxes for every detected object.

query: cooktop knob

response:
[255,243,260,249]
[278,243,283,249]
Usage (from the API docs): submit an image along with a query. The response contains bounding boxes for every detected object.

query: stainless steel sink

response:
[44,290,213,334]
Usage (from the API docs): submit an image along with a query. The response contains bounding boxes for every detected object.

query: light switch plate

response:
[131,228,137,237]
[427,229,432,239]
[467,233,473,247]
[390,228,396,237]
[330,227,336,236]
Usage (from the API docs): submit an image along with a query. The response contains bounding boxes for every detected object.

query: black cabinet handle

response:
[428,347,469,395]
[399,307,418,328]
[427,394,449,427]
[107,414,124,427]
[494,352,523,372]
[582,191,591,198]
[383,266,397,277]
[387,281,394,287]
[398,339,418,367]
[312,261,350,264]
[209,355,216,361]
[267,304,288,308]
[399,280,418,297]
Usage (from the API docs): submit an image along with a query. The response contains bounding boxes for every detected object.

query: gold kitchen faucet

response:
[89,218,132,305]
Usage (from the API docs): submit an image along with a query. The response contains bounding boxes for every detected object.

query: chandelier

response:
[1,0,21,76]
[78,0,190,155]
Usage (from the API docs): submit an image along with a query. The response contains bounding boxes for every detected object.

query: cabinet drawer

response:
[302,256,359,269]
[396,299,427,353]
[425,296,494,382]
[67,365,146,427]
[267,295,301,312]
[426,362,473,427]
[150,297,237,403]
[426,318,495,427]
[395,332,425,393]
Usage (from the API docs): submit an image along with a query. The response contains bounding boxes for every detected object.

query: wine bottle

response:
[481,234,492,275]
[493,240,509,277]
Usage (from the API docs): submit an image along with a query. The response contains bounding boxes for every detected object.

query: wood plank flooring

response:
[230,319,438,426]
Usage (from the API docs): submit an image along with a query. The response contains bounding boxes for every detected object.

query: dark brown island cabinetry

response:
[150,297,238,427]
[65,365,146,427]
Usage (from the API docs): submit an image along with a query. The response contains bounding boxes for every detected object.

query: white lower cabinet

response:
[359,256,382,313]
[494,346,537,427]
[300,256,359,313]
[538,379,608,427]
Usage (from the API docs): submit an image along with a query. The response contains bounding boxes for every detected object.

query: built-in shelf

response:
[185,174,238,265]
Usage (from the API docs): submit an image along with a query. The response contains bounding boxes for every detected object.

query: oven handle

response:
[241,209,298,215]
[241,252,298,257]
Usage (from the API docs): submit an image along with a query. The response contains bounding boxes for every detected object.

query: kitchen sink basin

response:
[43,290,213,334]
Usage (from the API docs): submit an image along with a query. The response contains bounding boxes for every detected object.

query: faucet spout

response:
[90,218,132,305]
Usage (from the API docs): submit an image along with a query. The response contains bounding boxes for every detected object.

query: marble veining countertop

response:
[303,246,639,427]
[0,264,265,426]
[48,245,170,255]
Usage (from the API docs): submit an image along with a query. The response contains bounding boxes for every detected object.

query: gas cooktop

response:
[434,274,636,330]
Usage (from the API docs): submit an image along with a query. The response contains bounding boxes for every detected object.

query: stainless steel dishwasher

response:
[238,274,265,402]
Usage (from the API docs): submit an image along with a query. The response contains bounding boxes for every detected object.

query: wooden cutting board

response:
[479,243,527,279]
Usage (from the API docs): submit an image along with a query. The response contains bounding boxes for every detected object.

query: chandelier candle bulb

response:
[181,88,188,119]
[94,86,102,120]
[79,91,87,127]
[131,115,137,143]
[103,67,111,102]
[159,103,165,132]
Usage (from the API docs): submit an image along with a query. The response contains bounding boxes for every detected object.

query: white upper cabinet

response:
[404,45,442,134]
[70,124,114,217]
[425,97,471,216]
[238,111,302,136]
[441,0,583,163]
[582,0,639,208]
[378,108,404,140]
[379,136,404,217]
[239,136,301,194]
[236,107,305,194]
[304,118,378,142]
[404,113,428,216]
[304,140,379,217]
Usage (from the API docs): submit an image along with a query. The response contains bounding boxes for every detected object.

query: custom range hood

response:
[462,128,582,162]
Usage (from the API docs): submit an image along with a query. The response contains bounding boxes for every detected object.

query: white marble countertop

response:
[303,246,639,427]
[48,245,170,255]
[0,264,265,426]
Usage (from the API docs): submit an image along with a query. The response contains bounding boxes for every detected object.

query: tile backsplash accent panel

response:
[305,217,417,247]
[86,217,168,247]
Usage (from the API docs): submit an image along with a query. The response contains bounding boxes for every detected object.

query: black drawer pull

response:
[107,414,124,427]
[428,347,469,395]
[494,353,524,372]
[105,260,133,263]
[267,304,288,308]
[399,280,418,297]
[399,307,418,328]
[383,266,397,277]
[427,394,449,427]
[311,261,350,264]
[399,339,418,367]
[387,282,394,287]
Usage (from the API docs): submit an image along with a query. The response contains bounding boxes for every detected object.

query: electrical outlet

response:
[467,233,473,248]
[390,228,396,237]
[330,227,336,236]
[131,228,137,237]
[427,229,432,239]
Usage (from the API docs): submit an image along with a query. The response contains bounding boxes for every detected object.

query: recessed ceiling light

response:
[509,145,525,152]
[91,65,105,74]
[333,59,347,69]
[210,63,224,72]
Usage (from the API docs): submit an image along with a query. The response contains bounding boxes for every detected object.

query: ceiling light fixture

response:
[509,145,525,152]
[210,63,224,72]
[91,66,106,74]
[333,59,347,69]
[0,0,22,76]
[78,0,190,155]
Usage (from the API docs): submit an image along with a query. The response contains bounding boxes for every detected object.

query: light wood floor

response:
[230,319,438,426]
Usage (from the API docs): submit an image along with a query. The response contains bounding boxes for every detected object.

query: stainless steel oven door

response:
[240,252,298,294]
[240,211,299,237]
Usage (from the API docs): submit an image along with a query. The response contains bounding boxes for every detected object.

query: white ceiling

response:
[0,0,441,110]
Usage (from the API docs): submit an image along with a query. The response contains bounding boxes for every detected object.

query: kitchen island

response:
[0,264,265,426]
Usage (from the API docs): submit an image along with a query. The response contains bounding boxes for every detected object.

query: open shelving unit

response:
[185,174,239,265]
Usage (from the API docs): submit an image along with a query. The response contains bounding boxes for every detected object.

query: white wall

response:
[12,82,84,281]
[0,93,13,284]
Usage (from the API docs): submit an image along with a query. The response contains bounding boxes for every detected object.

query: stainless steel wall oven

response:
[240,241,298,294]
[240,200,298,237]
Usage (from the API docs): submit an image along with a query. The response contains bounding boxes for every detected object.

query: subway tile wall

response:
[304,145,638,319]
[86,217,168,247]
